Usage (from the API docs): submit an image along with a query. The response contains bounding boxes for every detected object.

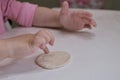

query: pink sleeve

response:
[2,0,38,27]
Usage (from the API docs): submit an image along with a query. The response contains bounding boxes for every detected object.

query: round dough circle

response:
[35,51,71,69]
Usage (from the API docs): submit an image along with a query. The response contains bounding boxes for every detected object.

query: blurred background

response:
[18,0,120,10]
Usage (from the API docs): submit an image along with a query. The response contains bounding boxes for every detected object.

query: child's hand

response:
[33,29,55,54]
[6,29,54,59]
[60,1,96,31]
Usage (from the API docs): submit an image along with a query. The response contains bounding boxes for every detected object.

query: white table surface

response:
[0,9,120,80]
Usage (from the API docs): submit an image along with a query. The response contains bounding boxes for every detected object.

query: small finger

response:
[40,44,49,54]
[91,20,97,27]
[79,13,96,27]
[83,19,93,29]
[42,33,51,44]
[34,34,45,47]
[39,39,47,49]
[43,46,49,54]
[61,1,69,15]
[44,30,55,46]
[84,24,92,29]
[82,17,96,28]
[75,12,93,25]
[83,17,96,27]
[73,14,85,30]
[77,11,93,17]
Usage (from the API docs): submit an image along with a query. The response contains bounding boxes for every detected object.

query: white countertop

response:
[0,9,120,80]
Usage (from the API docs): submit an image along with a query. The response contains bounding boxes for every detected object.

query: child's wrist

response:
[0,39,10,58]
[2,39,14,58]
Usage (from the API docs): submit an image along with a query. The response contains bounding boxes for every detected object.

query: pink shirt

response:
[0,0,38,34]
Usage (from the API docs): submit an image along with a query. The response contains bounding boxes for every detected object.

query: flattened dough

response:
[35,51,71,69]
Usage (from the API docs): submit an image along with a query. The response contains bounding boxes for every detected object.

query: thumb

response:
[61,1,69,15]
